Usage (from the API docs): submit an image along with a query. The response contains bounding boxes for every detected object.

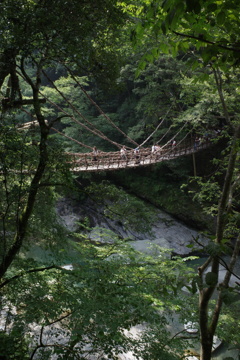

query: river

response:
[17,196,239,359]
[55,197,240,360]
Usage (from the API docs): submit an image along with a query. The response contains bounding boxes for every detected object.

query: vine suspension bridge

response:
[17,69,213,174]
[66,140,210,172]
[19,120,212,173]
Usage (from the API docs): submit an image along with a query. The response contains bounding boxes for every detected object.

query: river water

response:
[55,197,240,360]
[1,197,238,359]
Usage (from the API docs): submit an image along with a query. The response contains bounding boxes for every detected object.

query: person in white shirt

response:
[120,146,127,160]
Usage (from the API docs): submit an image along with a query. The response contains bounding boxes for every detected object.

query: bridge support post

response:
[192,152,197,176]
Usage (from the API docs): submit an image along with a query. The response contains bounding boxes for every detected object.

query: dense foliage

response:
[0,1,240,360]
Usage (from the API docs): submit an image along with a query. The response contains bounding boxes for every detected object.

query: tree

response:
[126,1,240,359]
[116,54,189,144]
[1,1,239,358]
[0,0,131,281]
[0,5,147,357]
[128,0,240,69]
[1,218,197,359]
[1,2,197,359]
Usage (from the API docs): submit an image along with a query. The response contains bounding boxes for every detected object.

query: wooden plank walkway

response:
[67,140,210,172]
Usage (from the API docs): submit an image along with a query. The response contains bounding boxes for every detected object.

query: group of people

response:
[120,146,140,164]
[120,143,165,163]
[193,128,222,150]
[91,127,223,164]
[91,141,175,165]
[92,143,165,163]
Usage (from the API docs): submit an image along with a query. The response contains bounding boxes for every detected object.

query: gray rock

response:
[56,197,209,255]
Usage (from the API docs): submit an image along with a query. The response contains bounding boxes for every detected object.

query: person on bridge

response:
[92,146,99,161]
[152,144,161,158]
[151,144,157,153]
[120,146,127,160]
[134,147,140,164]
[194,137,200,151]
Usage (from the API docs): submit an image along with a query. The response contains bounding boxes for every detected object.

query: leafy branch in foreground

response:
[2,234,197,359]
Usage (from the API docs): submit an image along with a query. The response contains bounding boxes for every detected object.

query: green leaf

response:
[161,21,167,35]
[201,50,213,65]
[160,42,170,54]
[191,278,198,294]
[166,9,176,28]
[205,272,218,286]
[191,59,201,71]
[221,289,239,305]
[186,0,201,14]
[204,243,222,257]
[162,0,172,12]
[217,11,226,25]
[207,3,218,12]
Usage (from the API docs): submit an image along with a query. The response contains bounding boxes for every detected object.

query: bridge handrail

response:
[65,138,210,170]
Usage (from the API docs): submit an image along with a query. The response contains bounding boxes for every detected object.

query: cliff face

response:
[56,196,209,256]
[154,189,216,233]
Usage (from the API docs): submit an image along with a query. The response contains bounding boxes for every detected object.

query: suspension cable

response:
[42,70,135,150]
[51,127,93,150]
[139,104,173,147]
[156,124,173,145]
[18,106,102,151]
[38,88,125,150]
[139,118,165,147]
[63,64,139,147]
[161,122,188,149]
[17,65,190,154]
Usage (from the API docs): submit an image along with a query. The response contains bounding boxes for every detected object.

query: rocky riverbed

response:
[56,197,209,256]
[55,197,240,360]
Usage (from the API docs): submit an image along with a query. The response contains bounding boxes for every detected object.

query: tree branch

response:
[0,265,64,289]
[172,31,240,53]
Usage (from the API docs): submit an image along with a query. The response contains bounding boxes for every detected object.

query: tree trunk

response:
[0,60,50,281]
[198,125,240,360]
[0,49,18,90]
[200,333,214,360]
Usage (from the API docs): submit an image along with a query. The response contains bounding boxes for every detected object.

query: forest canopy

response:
[0,1,240,360]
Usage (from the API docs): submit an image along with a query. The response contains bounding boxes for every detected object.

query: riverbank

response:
[56,196,210,256]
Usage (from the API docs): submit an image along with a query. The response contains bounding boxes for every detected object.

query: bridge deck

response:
[68,141,209,172]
